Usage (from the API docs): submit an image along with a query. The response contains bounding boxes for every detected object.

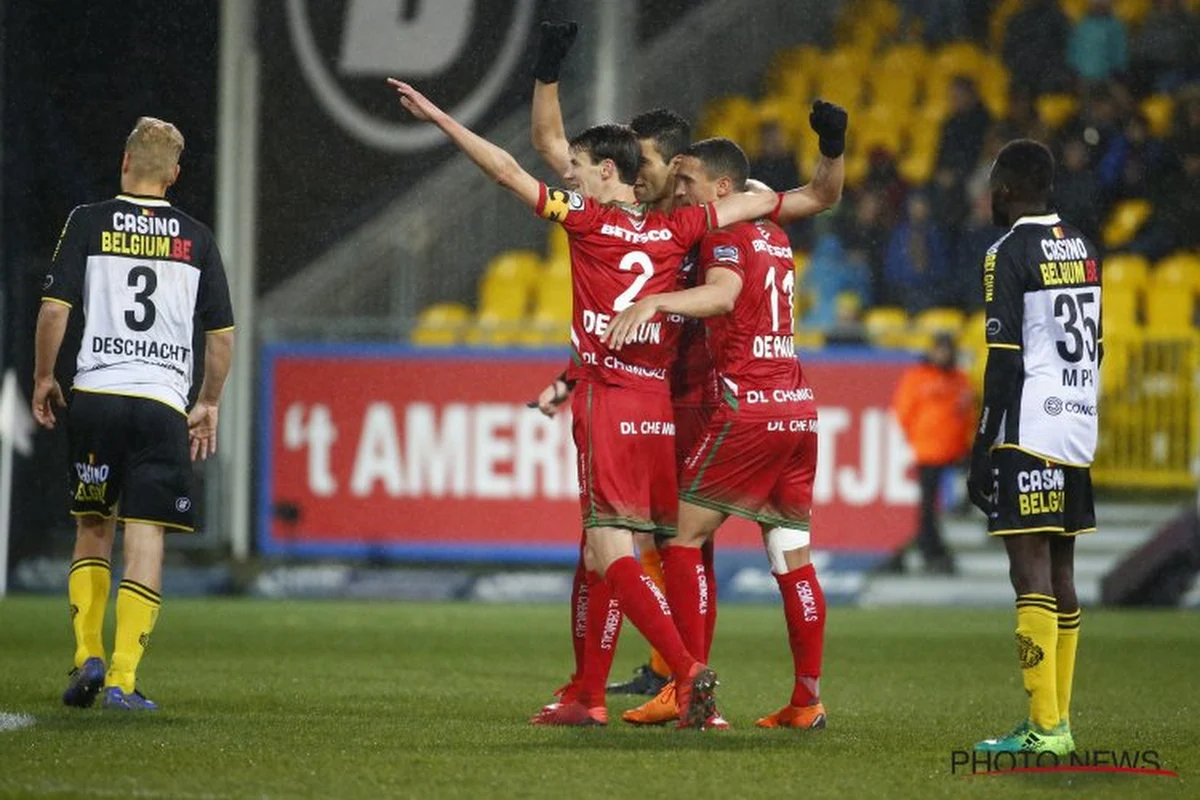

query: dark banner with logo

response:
[257,0,547,293]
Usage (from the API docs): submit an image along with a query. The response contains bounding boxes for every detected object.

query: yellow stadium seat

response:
[977,56,1010,119]
[914,307,966,338]
[463,311,523,347]
[863,306,910,348]
[816,73,864,118]
[410,302,471,347]
[868,68,920,111]
[1036,94,1079,131]
[1061,0,1088,20]
[478,277,530,321]
[989,0,1024,50]
[961,310,987,345]
[933,42,985,81]
[699,95,758,148]
[1102,285,1140,336]
[1103,199,1153,249]
[768,45,824,87]
[793,326,826,350]
[1115,0,1152,25]
[1141,95,1175,138]
[878,44,928,78]
[1152,252,1200,291]
[758,96,809,149]
[793,251,810,280]
[1145,283,1195,333]
[532,270,572,320]
[1103,253,1150,291]
[546,225,569,264]
[898,147,937,185]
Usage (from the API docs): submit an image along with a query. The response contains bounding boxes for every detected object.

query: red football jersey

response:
[537,184,716,392]
[698,219,808,400]
[671,247,720,408]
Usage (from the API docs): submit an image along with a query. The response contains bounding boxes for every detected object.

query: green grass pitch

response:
[0,597,1195,798]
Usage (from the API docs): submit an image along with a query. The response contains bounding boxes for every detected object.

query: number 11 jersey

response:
[983,213,1102,466]
[42,194,235,414]
[537,184,716,393]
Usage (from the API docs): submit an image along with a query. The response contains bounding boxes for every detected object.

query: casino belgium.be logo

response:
[287,0,535,151]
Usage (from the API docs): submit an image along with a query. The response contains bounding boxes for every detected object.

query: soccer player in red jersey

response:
[605,122,846,730]
[387,78,819,728]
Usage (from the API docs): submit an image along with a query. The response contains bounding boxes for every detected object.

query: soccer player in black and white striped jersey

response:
[32,117,234,711]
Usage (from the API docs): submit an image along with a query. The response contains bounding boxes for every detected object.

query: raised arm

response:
[777,100,846,223]
[603,267,743,350]
[530,21,577,176]
[389,79,541,209]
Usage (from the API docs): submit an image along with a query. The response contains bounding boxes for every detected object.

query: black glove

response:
[809,100,848,159]
[966,446,995,516]
[533,21,578,84]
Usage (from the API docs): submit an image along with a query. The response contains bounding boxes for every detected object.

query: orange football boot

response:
[621,680,678,725]
[755,702,827,730]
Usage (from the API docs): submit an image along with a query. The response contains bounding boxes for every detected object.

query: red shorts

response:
[678,400,817,530]
[672,404,713,472]
[572,382,678,534]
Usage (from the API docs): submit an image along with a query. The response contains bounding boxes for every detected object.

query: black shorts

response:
[987,446,1095,537]
[67,390,195,532]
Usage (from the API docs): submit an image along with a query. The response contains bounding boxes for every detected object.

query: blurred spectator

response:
[884,192,953,312]
[955,193,1003,310]
[1127,138,1200,260]
[899,0,971,45]
[1052,138,1103,244]
[966,126,1010,207]
[1068,0,1129,85]
[1131,0,1199,95]
[931,167,969,254]
[1096,113,1172,204]
[1170,85,1200,143]
[1062,85,1122,159]
[936,77,993,180]
[994,87,1053,143]
[751,118,813,249]
[803,232,872,329]
[888,332,975,574]
[861,149,909,228]
[839,189,891,304]
[1003,0,1072,94]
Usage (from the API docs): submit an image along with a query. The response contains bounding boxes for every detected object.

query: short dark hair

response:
[569,124,641,185]
[630,108,691,162]
[993,138,1055,202]
[685,138,749,192]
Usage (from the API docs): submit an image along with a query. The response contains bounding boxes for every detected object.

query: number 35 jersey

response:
[983,213,1101,466]
[537,184,716,393]
[42,194,235,414]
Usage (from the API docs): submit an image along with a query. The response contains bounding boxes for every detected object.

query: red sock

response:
[604,556,696,679]
[662,546,707,662]
[577,571,622,707]
[569,544,588,683]
[776,563,826,707]
[701,539,717,663]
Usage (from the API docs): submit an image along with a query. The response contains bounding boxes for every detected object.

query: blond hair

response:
[124,117,185,184]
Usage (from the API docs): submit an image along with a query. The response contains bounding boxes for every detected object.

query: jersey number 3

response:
[125,265,158,332]
[1054,290,1098,363]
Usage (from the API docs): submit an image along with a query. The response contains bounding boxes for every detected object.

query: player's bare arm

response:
[31,300,70,429]
[389,79,541,210]
[777,100,847,224]
[604,267,743,350]
[188,329,234,462]
[530,21,577,177]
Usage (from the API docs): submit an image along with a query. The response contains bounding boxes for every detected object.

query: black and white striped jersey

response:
[42,194,234,414]
[982,213,1102,466]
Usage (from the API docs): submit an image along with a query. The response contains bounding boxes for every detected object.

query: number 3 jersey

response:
[537,183,716,393]
[42,194,235,414]
[983,213,1101,465]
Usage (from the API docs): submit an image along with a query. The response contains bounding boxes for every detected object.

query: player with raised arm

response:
[967,140,1101,755]
[387,77,812,728]
[33,117,234,711]
[605,125,845,730]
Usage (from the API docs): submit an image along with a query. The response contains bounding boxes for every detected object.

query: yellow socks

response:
[1015,593,1059,731]
[106,579,161,693]
[1056,609,1081,726]
[68,558,111,668]
[639,546,671,678]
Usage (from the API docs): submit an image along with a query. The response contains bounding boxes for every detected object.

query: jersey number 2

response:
[125,265,158,332]
[613,251,654,312]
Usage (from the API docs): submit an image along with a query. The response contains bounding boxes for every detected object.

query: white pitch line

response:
[0,711,35,732]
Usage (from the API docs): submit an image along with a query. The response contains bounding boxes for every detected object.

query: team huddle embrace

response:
[392,20,847,730]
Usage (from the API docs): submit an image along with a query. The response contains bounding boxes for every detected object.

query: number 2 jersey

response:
[983,213,1101,465]
[536,184,716,393]
[42,193,235,414]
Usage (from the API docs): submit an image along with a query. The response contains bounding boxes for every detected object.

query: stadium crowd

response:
[782,0,1199,326]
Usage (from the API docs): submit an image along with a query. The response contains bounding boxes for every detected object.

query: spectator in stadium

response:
[995,87,1052,144]
[1127,138,1200,260]
[955,194,1003,310]
[1097,113,1172,204]
[861,148,908,229]
[803,230,872,328]
[839,188,891,304]
[1067,0,1129,86]
[1131,0,1199,94]
[751,118,811,249]
[899,0,972,45]
[1061,85,1122,162]
[884,192,952,312]
[1003,0,1072,94]
[1170,85,1200,144]
[888,332,974,574]
[936,76,993,182]
[1051,138,1103,244]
